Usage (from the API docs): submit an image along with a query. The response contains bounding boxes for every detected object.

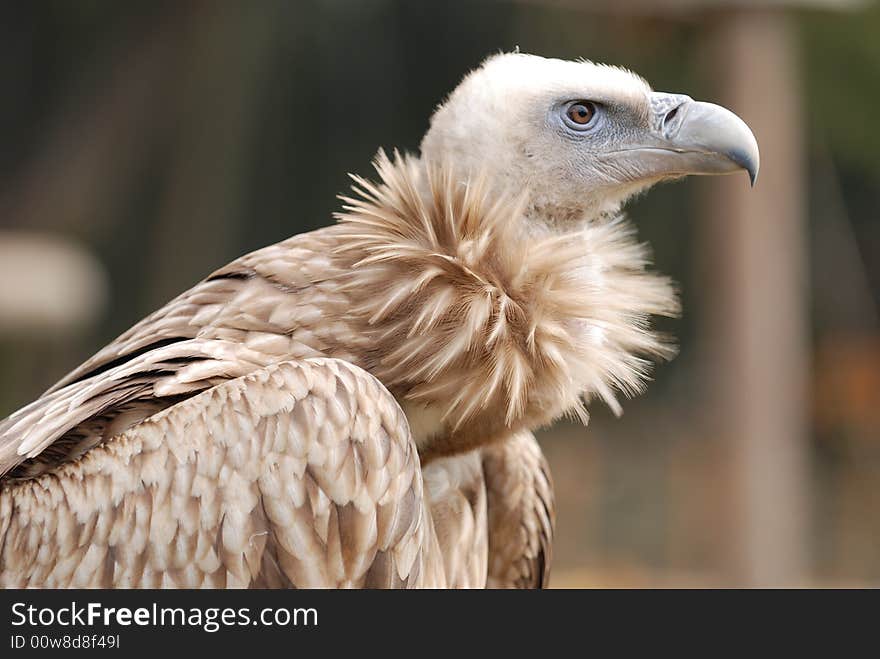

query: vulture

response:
[0,53,758,588]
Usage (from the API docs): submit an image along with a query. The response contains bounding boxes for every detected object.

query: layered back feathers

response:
[334,151,679,442]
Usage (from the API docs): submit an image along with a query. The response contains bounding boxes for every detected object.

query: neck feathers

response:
[333,150,678,456]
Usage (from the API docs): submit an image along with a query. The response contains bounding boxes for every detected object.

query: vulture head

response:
[421,52,759,226]
[335,52,761,456]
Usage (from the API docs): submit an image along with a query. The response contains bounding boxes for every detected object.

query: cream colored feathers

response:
[333,151,677,458]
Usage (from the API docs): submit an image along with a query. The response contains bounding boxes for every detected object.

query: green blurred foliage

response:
[802,2,880,175]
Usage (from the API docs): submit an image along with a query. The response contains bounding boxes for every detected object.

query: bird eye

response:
[565,101,597,127]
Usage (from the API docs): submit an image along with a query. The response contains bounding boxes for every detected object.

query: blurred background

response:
[1,0,878,587]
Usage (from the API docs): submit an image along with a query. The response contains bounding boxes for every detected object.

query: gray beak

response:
[606,92,760,186]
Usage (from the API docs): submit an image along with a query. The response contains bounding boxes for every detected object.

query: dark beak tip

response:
[726,147,758,188]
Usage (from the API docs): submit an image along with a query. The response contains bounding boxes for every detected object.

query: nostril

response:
[664,105,680,126]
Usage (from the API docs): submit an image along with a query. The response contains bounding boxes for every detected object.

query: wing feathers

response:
[482,431,555,588]
[0,358,435,588]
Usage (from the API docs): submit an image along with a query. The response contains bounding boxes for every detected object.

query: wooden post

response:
[696,10,810,586]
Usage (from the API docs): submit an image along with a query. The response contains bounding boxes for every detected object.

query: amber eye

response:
[566,101,596,126]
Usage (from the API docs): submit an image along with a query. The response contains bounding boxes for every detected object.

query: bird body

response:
[0,53,758,588]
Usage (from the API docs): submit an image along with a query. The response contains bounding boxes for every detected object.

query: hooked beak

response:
[604,92,760,186]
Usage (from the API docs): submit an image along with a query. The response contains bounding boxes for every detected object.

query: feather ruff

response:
[333,151,679,449]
